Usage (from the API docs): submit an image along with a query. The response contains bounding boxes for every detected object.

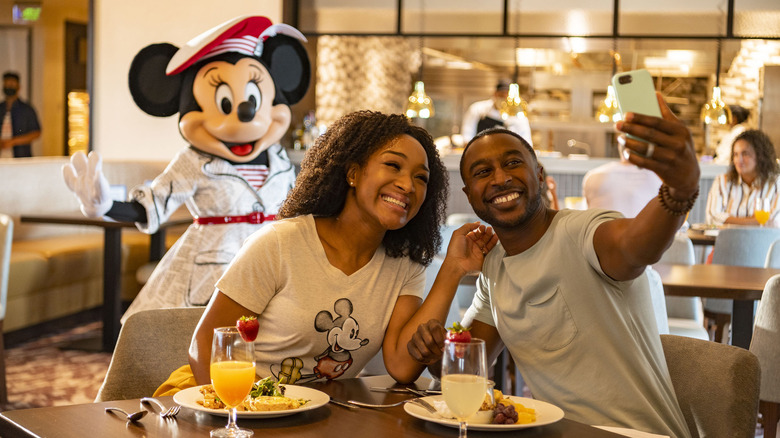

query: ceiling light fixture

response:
[700,38,731,125]
[405,0,434,119]
[596,47,621,124]
[499,2,528,121]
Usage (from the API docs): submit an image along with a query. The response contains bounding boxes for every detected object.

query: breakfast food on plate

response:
[236,315,259,342]
[198,376,309,412]
[492,390,536,424]
[432,388,536,425]
[446,322,472,343]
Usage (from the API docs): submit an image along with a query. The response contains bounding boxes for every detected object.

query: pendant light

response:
[498,8,528,121]
[596,47,621,123]
[700,39,732,125]
[405,1,434,119]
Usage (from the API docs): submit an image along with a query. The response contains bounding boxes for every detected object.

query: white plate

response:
[173,384,330,418]
[404,395,564,431]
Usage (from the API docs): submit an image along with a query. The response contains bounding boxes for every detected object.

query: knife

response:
[369,387,441,395]
[329,397,358,409]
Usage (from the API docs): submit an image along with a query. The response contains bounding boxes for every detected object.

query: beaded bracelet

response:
[657,184,699,216]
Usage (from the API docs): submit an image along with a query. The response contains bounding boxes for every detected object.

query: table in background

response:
[0,375,622,438]
[654,262,780,348]
[19,213,191,352]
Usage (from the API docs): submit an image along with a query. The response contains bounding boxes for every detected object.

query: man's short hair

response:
[459,127,537,179]
[495,79,511,92]
[3,72,20,82]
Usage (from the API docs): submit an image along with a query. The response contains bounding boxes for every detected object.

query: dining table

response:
[654,262,780,349]
[20,212,191,352]
[0,375,626,438]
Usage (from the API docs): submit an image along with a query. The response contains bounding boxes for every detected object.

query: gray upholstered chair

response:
[705,226,780,343]
[658,233,709,340]
[750,274,780,438]
[0,214,12,405]
[95,307,205,402]
[661,334,760,438]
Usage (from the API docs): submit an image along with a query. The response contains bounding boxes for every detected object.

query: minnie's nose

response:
[237,101,256,122]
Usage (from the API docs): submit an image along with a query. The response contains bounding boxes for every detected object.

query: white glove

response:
[62,151,113,218]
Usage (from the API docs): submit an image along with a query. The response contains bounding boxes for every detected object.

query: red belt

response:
[193,212,275,225]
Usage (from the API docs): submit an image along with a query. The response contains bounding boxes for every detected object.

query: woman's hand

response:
[443,222,498,276]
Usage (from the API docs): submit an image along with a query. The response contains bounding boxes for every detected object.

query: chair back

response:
[750,274,780,403]
[0,214,11,322]
[661,334,760,438]
[660,234,702,321]
[707,227,780,314]
[765,239,780,268]
[712,227,780,267]
[95,307,205,402]
[0,214,12,404]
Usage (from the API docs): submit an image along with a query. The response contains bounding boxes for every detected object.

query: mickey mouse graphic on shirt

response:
[273,298,370,384]
[61,16,311,322]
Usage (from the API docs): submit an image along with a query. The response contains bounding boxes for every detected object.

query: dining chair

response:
[704,226,780,343]
[661,334,761,438]
[0,214,13,405]
[658,233,709,341]
[94,307,205,402]
[750,274,780,438]
[766,239,780,269]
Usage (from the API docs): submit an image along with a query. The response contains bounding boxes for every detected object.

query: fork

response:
[347,398,438,414]
[140,397,181,418]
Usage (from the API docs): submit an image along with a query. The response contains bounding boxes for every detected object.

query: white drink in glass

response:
[442,374,487,418]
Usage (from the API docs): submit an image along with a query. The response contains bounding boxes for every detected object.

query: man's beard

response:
[472,185,543,230]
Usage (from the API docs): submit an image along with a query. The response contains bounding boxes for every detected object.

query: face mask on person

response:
[3,87,17,97]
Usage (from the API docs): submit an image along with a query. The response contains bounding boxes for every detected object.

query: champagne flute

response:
[755,197,771,227]
[210,327,256,438]
[441,339,488,438]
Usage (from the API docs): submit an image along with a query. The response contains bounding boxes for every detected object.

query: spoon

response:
[105,407,148,422]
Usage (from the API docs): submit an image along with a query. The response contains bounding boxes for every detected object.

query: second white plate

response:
[173,384,330,418]
[404,395,564,431]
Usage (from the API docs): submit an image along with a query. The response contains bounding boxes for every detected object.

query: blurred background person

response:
[582,150,662,218]
[706,129,780,227]
[713,105,750,165]
[461,79,532,147]
[0,71,41,158]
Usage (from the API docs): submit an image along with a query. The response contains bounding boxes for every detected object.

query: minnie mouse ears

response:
[166,15,307,76]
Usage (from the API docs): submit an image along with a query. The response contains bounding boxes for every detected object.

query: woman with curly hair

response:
[706,129,780,227]
[187,110,497,387]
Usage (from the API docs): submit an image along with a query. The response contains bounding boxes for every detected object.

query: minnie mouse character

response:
[62,16,310,321]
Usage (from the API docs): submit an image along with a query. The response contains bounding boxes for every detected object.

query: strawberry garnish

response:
[446,321,472,343]
[236,316,259,342]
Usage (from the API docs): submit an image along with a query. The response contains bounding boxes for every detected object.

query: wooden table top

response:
[654,262,780,300]
[0,376,623,438]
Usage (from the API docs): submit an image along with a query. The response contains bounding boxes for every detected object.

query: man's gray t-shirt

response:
[464,209,690,438]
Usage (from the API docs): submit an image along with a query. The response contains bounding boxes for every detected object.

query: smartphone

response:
[611,69,661,119]
[611,69,661,157]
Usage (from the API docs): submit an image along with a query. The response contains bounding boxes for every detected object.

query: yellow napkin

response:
[153,365,197,397]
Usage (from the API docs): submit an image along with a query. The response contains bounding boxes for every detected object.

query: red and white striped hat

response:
[166,15,306,76]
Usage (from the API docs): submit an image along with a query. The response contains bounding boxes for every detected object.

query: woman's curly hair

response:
[727,129,779,185]
[278,110,448,266]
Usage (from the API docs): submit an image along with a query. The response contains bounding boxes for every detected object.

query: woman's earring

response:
[348,181,355,187]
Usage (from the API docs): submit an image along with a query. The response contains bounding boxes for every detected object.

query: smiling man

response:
[409,94,700,438]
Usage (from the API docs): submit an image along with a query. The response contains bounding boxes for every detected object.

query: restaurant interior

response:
[1,0,780,437]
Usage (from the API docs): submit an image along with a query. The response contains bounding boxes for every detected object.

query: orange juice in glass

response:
[211,360,256,408]
[756,198,771,227]
[210,327,256,438]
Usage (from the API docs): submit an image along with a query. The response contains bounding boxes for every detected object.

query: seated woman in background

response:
[184,110,496,389]
[706,129,780,227]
